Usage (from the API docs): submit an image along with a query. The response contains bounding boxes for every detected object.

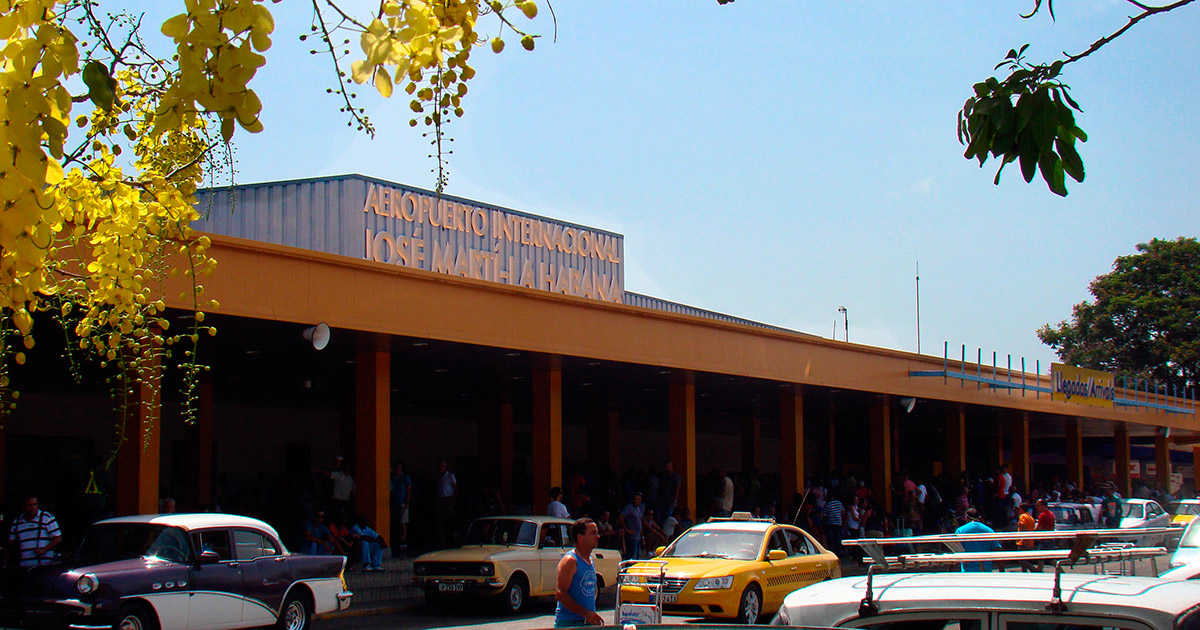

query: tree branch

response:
[1063,0,1197,65]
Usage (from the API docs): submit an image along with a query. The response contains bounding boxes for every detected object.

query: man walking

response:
[554,518,604,627]
[435,460,458,547]
[9,496,62,567]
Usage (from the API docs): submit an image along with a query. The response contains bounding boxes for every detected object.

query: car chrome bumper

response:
[336,590,353,611]
[417,578,505,596]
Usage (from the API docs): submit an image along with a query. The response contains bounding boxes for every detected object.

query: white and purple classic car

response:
[0,513,351,630]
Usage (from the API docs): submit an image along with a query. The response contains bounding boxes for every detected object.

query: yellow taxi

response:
[1170,499,1200,525]
[618,512,839,623]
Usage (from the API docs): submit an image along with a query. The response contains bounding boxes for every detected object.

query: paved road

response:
[314,590,700,630]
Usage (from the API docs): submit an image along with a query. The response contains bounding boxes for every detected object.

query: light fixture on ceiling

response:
[899,397,917,414]
[301,323,330,350]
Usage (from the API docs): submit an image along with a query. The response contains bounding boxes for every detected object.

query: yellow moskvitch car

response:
[618,513,839,623]
[413,516,621,614]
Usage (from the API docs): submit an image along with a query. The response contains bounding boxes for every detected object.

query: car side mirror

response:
[654,546,666,557]
[767,549,787,562]
[198,550,221,565]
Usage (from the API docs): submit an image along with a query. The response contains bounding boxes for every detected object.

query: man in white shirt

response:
[435,460,458,547]
[548,486,570,518]
[719,468,734,517]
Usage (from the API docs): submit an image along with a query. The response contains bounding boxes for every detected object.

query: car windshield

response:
[77,523,193,563]
[1181,522,1200,548]
[1171,503,1200,517]
[462,519,537,547]
[1122,503,1145,519]
[1049,507,1078,524]
[661,529,764,560]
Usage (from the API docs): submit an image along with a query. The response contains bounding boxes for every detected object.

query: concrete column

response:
[1010,411,1031,492]
[1155,433,1172,493]
[988,434,1005,474]
[532,354,563,515]
[116,346,162,516]
[1115,423,1131,497]
[355,333,391,539]
[182,381,214,510]
[779,385,804,511]
[1065,418,1084,491]
[945,404,966,478]
[828,402,838,474]
[669,371,697,518]
[742,415,761,474]
[480,388,514,507]
[870,395,893,513]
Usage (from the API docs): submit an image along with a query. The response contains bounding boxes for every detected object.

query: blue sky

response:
[139,1,1200,370]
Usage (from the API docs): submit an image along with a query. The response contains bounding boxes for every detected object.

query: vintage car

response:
[619,512,839,624]
[0,513,351,630]
[772,571,1200,630]
[1170,499,1200,525]
[1045,502,1101,530]
[413,515,621,613]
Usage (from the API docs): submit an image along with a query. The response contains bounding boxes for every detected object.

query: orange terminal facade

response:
[2,174,1196,539]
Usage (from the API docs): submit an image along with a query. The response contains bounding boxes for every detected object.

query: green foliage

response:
[958,46,1086,197]
[1038,237,1200,390]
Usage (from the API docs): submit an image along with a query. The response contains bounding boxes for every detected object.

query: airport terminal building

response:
[2,174,1196,543]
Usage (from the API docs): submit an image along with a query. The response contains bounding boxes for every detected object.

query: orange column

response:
[742,414,761,474]
[1155,433,1172,494]
[1065,418,1083,491]
[588,390,621,474]
[1115,423,1131,497]
[870,395,893,513]
[606,404,621,472]
[355,333,391,539]
[1010,411,1031,492]
[116,348,162,516]
[183,382,214,510]
[669,371,697,519]
[945,404,966,478]
[532,354,563,515]
[827,405,838,474]
[779,385,805,512]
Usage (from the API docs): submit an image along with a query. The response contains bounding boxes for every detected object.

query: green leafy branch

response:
[960,0,1197,196]
[958,46,1085,197]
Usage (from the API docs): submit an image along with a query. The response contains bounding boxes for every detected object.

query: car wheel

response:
[737,583,762,624]
[114,603,158,630]
[498,574,528,614]
[276,593,312,630]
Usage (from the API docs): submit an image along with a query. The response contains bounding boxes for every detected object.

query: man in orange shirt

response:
[1016,503,1038,572]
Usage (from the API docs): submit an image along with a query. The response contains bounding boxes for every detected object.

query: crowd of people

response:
[8,452,1194,569]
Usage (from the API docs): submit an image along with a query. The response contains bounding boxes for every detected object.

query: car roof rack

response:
[844,527,1179,567]
[847,528,1176,619]
[705,511,776,523]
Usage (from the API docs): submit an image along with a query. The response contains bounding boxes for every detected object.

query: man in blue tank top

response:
[555,518,604,627]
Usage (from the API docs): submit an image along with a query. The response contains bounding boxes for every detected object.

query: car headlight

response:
[693,576,734,590]
[76,573,99,595]
[480,563,494,576]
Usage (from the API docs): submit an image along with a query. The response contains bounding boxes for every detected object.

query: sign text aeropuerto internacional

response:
[362,183,623,302]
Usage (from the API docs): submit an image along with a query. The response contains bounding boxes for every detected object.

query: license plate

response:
[657,593,676,604]
[438,582,464,593]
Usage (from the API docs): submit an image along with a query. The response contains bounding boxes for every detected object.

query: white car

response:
[1170,518,1200,569]
[1119,498,1173,544]
[772,571,1200,630]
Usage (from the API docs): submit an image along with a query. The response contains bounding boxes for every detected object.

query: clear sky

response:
[135,1,1200,371]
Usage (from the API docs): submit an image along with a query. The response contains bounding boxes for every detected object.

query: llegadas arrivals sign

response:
[1051,363,1115,408]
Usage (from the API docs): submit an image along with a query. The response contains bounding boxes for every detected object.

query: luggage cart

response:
[616,559,669,625]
